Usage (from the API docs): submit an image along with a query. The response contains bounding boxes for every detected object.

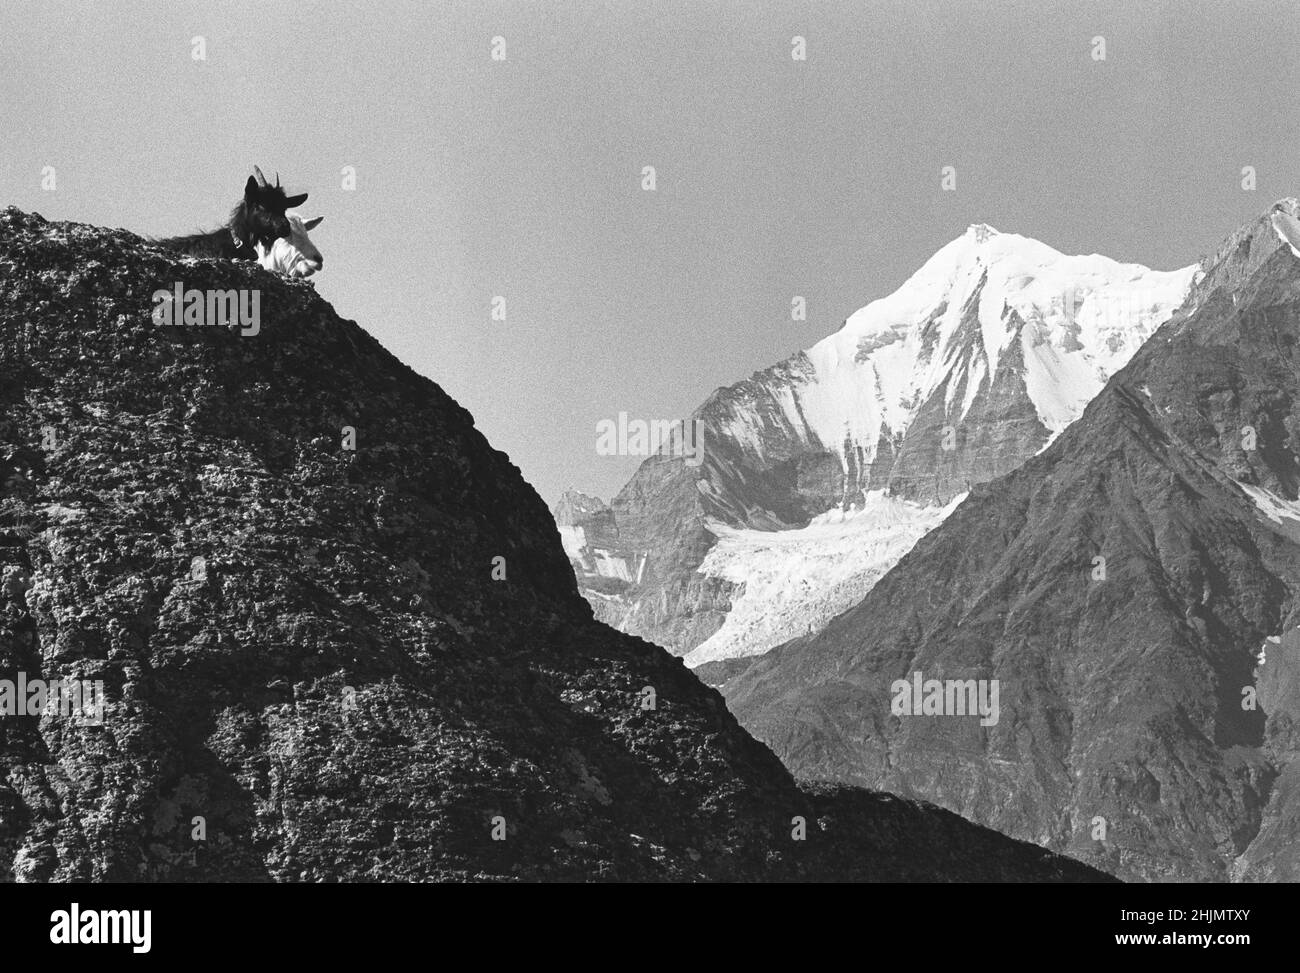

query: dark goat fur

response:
[155,167,308,261]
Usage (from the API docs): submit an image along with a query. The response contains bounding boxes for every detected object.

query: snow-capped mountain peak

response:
[561,224,1201,665]
[789,228,1199,471]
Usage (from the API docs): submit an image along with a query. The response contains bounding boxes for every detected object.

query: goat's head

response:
[236,165,309,249]
[256,214,324,277]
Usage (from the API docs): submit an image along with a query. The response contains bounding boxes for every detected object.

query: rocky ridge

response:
[0,207,1105,882]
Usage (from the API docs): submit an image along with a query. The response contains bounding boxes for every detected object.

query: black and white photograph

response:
[0,0,1291,953]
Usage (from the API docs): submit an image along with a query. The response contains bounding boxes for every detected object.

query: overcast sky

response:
[3,0,1299,508]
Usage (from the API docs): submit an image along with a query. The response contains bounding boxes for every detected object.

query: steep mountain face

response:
[724,200,1300,883]
[563,226,1197,662]
[0,207,1106,882]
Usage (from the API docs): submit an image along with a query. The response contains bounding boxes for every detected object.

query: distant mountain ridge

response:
[723,199,1300,882]
[560,225,1197,664]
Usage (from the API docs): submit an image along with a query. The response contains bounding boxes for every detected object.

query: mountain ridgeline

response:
[0,207,1105,882]
[559,226,1196,666]
[724,200,1300,882]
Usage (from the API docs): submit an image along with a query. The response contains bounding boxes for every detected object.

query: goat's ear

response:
[244,176,259,201]
[285,192,308,208]
[304,216,323,230]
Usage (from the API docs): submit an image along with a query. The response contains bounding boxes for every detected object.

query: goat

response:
[154,166,308,261]
[256,214,324,277]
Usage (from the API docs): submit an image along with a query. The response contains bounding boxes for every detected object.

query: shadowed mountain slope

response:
[725,201,1300,882]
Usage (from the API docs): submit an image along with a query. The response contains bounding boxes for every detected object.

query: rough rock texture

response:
[725,200,1300,883]
[0,207,1106,882]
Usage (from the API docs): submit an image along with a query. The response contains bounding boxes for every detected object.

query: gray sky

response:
[3,0,1298,508]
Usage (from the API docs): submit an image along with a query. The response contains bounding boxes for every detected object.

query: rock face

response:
[724,200,1300,883]
[562,226,1196,661]
[0,207,1106,882]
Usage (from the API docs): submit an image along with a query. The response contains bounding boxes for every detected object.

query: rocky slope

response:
[0,207,1106,882]
[724,200,1300,883]
[562,226,1196,662]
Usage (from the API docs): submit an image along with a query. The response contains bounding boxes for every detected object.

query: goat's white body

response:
[256,214,323,277]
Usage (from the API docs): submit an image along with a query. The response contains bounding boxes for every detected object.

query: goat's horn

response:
[275,171,281,187]
[252,166,268,188]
